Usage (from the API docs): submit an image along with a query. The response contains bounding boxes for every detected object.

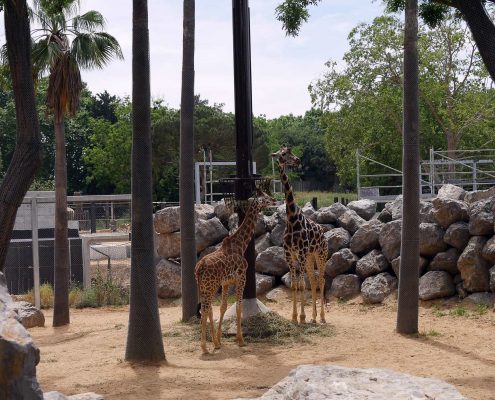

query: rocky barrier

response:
[153,184,495,307]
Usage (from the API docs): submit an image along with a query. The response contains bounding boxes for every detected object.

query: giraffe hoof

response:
[299,317,306,324]
[310,319,317,324]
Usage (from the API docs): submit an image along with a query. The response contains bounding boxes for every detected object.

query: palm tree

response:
[397,0,420,334]
[180,0,198,321]
[31,0,123,326]
[125,0,166,362]
[0,0,42,273]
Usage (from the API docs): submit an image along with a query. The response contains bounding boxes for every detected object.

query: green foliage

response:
[275,0,322,36]
[449,305,467,317]
[74,272,129,308]
[385,0,451,27]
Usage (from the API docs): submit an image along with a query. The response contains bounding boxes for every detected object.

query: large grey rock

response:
[337,209,365,234]
[382,196,434,223]
[464,186,495,203]
[12,302,45,329]
[229,213,267,238]
[361,272,397,304]
[463,292,495,307]
[350,220,383,255]
[270,219,286,247]
[490,266,495,293]
[419,271,456,300]
[156,231,181,259]
[377,207,392,223]
[156,259,181,298]
[154,204,215,234]
[458,236,491,292]
[243,364,465,400]
[255,246,289,277]
[281,272,313,290]
[44,392,104,400]
[379,220,402,262]
[196,217,229,252]
[355,249,389,279]
[419,223,447,257]
[325,248,358,279]
[391,256,428,279]
[315,207,337,224]
[255,233,272,255]
[437,184,466,200]
[0,272,44,400]
[194,203,216,220]
[481,236,495,264]
[213,199,232,224]
[264,214,278,232]
[347,199,376,221]
[444,222,470,250]
[431,197,469,229]
[428,248,461,275]
[325,227,351,256]
[301,202,315,219]
[328,274,361,300]
[256,274,275,295]
[468,199,494,236]
[384,196,403,220]
[328,202,348,219]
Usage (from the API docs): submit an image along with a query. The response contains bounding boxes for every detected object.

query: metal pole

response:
[194,162,201,204]
[356,148,361,199]
[473,160,477,191]
[31,198,40,309]
[429,147,434,195]
[209,147,213,204]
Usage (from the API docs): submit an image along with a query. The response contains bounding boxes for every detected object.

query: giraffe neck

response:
[278,162,299,219]
[228,200,261,253]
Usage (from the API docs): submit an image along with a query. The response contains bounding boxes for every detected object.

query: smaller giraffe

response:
[195,189,275,354]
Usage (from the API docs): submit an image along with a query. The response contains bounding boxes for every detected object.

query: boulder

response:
[327,274,361,300]
[255,233,272,255]
[301,202,315,219]
[464,186,495,203]
[379,220,402,262]
[255,246,289,277]
[431,197,469,229]
[214,199,232,224]
[347,199,376,221]
[281,272,313,290]
[350,220,382,255]
[361,272,397,304]
[256,274,275,296]
[315,207,337,225]
[481,236,495,264]
[264,214,278,232]
[0,272,44,399]
[419,271,456,300]
[468,199,494,236]
[384,196,403,220]
[325,248,358,279]
[153,206,180,234]
[327,202,348,219]
[244,364,465,400]
[337,210,365,235]
[12,302,45,329]
[377,207,392,223]
[489,266,495,293]
[391,256,428,279]
[463,292,495,307]
[196,217,229,252]
[318,224,334,232]
[428,248,461,275]
[156,259,181,298]
[265,286,288,302]
[355,249,389,279]
[194,203,216,220]
[437,184,466,200]
[382,196,434,223]
[156,231,181,259]
[325,227,351,256]
[270,219,286,247]
[458,236,491,292]
[228,213,238,231]
[419,223,447,257]
[456,281,469,299]
[444,222,470,250]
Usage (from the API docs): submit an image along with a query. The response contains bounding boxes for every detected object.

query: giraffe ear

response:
[271,152,278,158]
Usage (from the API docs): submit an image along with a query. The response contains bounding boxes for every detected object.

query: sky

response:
[2,0,385,118]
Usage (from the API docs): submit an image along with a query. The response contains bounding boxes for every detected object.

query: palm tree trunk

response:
[180,0,198,321]
[53,118,70,326]
[125,0,166,362]
[0,0,42,272]
[397,0,420,335]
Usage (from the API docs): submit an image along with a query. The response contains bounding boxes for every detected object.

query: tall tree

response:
[397,0,420,334]
[180,0,198,321]
[0,0,42,272]
[31,0,123,326]
[125,0,166,362]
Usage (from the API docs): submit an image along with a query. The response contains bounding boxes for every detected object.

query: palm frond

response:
[32,37,64,78]
[0,44,8,66]
[71,11,106,33]
[71,32,123,70]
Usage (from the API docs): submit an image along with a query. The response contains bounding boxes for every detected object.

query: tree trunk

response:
[125,0,166,362]
[0,0,42,272]
[53,118,70,326]
[453,0,495,82]
[180,0,198,321]
[397,0,420,335]
[446,130,458,175]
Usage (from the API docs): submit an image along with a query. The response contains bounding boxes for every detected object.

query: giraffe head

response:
[271,146,300,168]
[251,188,276,211]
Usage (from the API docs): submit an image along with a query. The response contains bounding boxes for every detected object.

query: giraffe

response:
[271,146,328,324]
[194,189,276,354]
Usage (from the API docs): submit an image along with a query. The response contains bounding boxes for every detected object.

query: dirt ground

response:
[30,290,495,400]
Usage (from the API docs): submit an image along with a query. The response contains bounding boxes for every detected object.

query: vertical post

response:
[356,148,361,200]
[429,147,434,196]
[209,147,214,204]
[202,147,207,203]
[194,162,201,205]
[233,0,256,300]
[90,203,96,233]
[311,197,317,210]
[473,160,477,191]
[31,197,40,309]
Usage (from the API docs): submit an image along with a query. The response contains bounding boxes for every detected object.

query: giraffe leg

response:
[215,284,229,348]
[317,253,327,324]
[290,268,298,323]
[299,272,306,324]
[200,300,211,354]
[209,307,219,349]
[235,275,246,347]
[306,256,318,324]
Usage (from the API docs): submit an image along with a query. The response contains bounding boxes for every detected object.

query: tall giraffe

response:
[195,189,275,354]
[271,146,328,324]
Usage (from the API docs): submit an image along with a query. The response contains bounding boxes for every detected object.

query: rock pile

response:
[153,185,495,306]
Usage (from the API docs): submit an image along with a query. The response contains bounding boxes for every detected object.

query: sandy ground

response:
[30,290,495,400]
